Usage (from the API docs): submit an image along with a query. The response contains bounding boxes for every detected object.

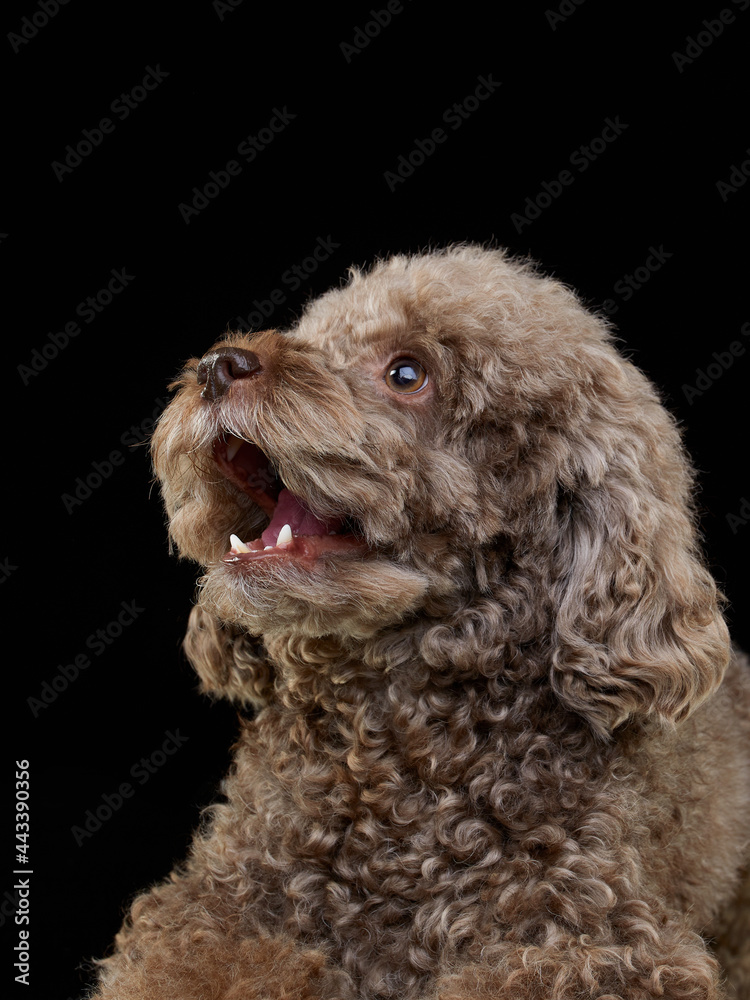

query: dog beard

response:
[198,554,430,642]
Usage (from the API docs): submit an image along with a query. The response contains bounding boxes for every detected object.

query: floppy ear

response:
[183,604,273,709]
[547,403,729,738]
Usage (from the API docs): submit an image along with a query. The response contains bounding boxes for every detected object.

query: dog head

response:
[152,246,728,733]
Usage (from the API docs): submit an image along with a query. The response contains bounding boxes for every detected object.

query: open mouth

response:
[214,434,367,563]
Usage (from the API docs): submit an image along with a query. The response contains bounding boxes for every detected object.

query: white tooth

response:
[225,435,243,462]
[230,533,251,553]
[276,524,293,548]
[264,545,273,550]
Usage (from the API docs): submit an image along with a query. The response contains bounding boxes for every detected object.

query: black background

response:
[3,2,749,997]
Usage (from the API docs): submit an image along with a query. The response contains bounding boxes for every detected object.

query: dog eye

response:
[384,358,428,394]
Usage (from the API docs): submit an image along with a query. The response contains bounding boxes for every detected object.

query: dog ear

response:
[183,604,273,708]
[547,424,729,738]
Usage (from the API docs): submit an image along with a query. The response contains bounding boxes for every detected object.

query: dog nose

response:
[196,347,262,400]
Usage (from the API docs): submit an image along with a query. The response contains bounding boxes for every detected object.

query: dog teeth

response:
[276,524,293,548]
[229,533,251,553]
[225,434,243,462]
[230,526,293,553]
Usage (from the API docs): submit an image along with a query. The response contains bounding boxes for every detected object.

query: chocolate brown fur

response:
[92,246,750,999]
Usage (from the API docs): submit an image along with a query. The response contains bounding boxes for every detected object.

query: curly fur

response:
[92,246,750,999]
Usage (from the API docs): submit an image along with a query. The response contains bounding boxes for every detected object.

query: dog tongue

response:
[261,489,344,546]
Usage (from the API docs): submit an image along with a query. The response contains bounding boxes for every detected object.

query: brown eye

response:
[384,358,428,394]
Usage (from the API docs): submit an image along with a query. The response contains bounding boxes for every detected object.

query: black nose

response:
[196,347,262,400]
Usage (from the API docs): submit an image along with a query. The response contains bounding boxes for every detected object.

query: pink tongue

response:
[261,489,344,546]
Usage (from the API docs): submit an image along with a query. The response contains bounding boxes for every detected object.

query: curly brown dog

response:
[93,246,750,999]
